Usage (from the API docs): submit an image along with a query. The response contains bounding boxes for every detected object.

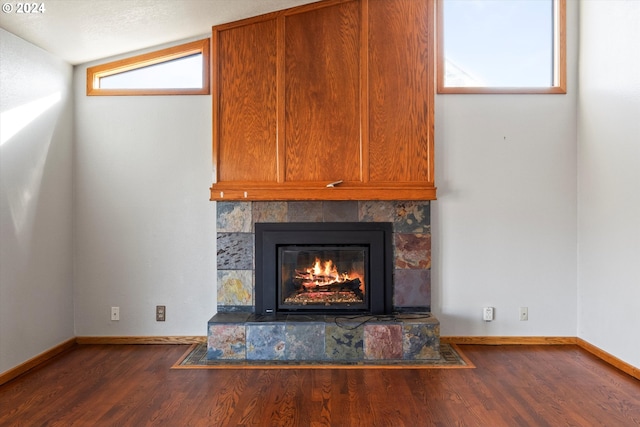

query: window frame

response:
[436,0,566,94]
[86,39,210,96]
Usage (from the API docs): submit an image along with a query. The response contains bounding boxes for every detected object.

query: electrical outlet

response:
[156,305,166,322]
[111,306,119,321]
[483,307,494,321]
[520,307,528,321]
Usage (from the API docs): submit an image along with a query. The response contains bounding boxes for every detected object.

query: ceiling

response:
[0,0,320,65]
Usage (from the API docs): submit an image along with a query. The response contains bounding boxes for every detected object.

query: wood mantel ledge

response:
[209,182,437,201]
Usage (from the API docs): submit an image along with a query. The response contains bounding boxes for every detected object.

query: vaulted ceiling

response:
[0,0,320,65]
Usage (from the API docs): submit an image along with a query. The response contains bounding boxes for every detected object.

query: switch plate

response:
[111,306,119,321]
[520,307,528,321]
[483,307,494,321]
[156,305,166,322]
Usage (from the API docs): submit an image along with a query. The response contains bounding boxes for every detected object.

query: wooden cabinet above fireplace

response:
[210,0,435,201]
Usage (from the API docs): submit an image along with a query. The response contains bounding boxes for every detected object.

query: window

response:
[437,0,566,94]
[87,39,210,96]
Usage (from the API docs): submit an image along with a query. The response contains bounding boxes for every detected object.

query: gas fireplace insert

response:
[255,222,393,315]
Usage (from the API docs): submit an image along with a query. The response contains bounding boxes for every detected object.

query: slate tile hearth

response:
[285,322,325,360]
[207,313,440,362]
[325,320,365,360]
[363,324,403,359]
[246,323,286,360]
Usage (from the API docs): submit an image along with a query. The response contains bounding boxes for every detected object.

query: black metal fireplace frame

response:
[255,222,393,315]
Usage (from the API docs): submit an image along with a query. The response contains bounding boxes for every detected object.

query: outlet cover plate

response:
[111,307,119,321]
[483,307,494,321]
[520,307,528,321]
[156,305,166,322]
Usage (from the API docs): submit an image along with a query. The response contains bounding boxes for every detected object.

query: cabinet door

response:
[284,0,362,183]
[368,0,434,184]
[215,19,278,183]
[211,0,436,201]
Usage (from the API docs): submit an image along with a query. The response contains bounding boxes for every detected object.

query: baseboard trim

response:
[3,336,637,385]
[75,336,206,345]
[0,338,76,386]
[442,336,639,381]
[441,336,577,345]
[576,338,640,381]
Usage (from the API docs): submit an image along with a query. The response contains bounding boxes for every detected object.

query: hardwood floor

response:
[1,344,639,426]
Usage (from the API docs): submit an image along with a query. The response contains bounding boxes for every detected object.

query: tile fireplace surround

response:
[210,200,438,362]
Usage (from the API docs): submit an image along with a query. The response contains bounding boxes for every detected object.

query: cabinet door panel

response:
[368,0,432,183]
[284,1,361,182]
[217,20,278,182]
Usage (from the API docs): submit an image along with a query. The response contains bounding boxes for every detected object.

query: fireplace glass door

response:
[278,246,368,311]
[255,222,393,315]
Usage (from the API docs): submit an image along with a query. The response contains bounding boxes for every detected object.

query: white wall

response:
[432,1,579,336]
[577,1,640,368]
[0,29,74,374]
[73,38,216,336]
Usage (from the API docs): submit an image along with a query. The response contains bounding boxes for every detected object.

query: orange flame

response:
[306,258,341,284]
[298,257,363,291]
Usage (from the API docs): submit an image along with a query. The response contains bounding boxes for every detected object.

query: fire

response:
[295,257,363,289]
[307,258,345,284]
[289,256,366,303]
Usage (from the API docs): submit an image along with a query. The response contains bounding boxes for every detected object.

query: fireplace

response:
[255,222,393,315]
[210,202,439,363]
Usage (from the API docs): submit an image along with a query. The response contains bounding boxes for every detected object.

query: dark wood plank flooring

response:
[1,344,639,426]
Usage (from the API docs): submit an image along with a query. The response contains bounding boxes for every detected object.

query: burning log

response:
[294,277,363,299]
[290,257,364,302]
[295,270,341,282]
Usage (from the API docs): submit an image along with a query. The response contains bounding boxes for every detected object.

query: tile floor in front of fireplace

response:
[207,312,440,363]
